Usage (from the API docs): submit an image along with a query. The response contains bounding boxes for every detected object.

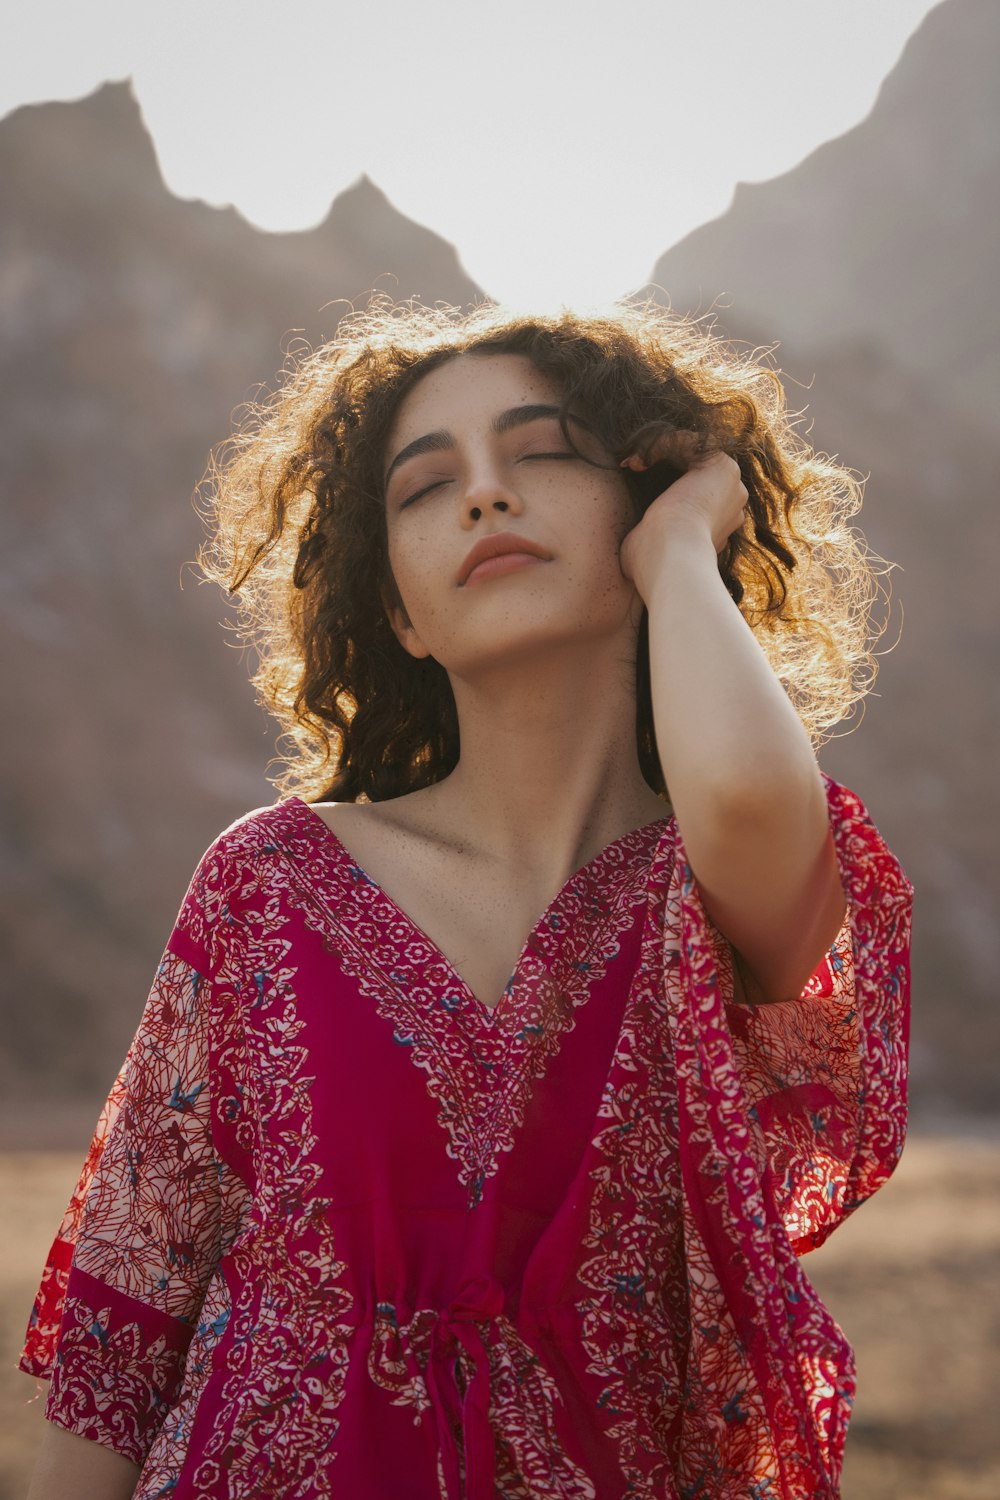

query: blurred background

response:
[1,1,997,1495]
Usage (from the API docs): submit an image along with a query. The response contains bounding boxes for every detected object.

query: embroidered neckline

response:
[288,795,672,1027]
[268,796,673,1206]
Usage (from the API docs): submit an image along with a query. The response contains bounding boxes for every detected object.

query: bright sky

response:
[4,0,941,307]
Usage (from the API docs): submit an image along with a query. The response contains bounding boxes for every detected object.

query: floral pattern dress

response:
[17,776,912,1499]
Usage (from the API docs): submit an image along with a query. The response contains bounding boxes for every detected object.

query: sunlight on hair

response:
[194,296,890,803]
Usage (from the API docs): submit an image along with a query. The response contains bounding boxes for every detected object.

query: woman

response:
[19,298,912,1499]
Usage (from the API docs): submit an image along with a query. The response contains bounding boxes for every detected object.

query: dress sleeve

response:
[16,834,243,1466]
[677,774,913,1255]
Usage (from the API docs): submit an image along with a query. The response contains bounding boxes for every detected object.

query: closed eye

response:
[399,452,576,508]
[399,479,449,509]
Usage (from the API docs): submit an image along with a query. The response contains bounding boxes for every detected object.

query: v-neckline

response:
[288,796,672,1025]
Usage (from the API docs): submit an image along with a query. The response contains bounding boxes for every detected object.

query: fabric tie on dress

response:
[425,1273,504,1500]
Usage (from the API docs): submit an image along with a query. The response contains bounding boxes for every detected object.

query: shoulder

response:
[200,796,319,860]
[216,797,302,845]
[171,799,315,966]
[180,798,312,910]
[306,791,434,841]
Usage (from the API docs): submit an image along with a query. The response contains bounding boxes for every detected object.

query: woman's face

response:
[381,351,643,678]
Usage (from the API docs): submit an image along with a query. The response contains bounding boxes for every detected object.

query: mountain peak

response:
[0,77,165,201]
[649,0,997,426]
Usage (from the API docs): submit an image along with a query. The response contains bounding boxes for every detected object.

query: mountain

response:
[1,0,997,1143]
[648,0,998,432]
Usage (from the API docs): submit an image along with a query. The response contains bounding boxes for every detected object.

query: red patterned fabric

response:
[17,777,911,1498]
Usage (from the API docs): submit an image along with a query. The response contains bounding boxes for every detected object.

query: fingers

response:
[619,429,710,472]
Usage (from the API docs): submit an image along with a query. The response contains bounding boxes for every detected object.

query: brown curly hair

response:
[195,295,884,804]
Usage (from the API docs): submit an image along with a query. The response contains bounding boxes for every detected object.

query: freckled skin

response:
[381,353,644,681]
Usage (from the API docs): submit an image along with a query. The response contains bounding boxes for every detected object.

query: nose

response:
[460,460,525,527]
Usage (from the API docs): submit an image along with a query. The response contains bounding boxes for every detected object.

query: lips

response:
[457,531,552,586]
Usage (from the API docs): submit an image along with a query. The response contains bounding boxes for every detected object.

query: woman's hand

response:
[618,430,749,601]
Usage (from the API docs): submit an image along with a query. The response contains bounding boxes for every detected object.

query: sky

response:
[3,0,942,307]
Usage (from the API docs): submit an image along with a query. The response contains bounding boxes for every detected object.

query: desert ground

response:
[2,1133,998,1499]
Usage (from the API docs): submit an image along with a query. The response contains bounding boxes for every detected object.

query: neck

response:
[421,637,667,877]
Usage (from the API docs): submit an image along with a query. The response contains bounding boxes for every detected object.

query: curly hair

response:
[195,295,885,804]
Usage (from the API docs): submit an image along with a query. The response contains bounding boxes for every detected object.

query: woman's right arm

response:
[17,833,248,1486]
[26,1422,141,1500]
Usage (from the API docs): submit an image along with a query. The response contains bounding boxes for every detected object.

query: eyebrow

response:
[383,403,593,491]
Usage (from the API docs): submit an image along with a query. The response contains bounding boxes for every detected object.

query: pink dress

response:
[17,777,911,1499]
